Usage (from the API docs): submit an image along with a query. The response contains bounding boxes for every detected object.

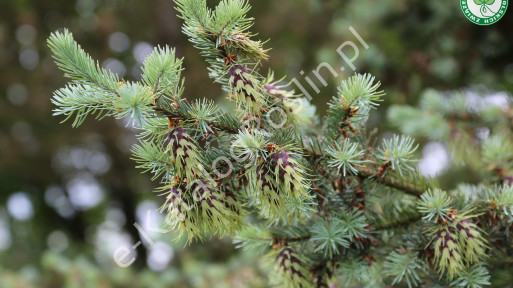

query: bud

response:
[265,82,298,126]
[167,127,202,180]
[263,74,297,102]
[229,33,269,60]
[265,83,285,100]
[264,77,316,129]
[228,65,265,114]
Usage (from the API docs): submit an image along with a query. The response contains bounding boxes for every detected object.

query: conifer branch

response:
[153,103,240,135]
[357,166,425,197]
[373,214,422,230]
[47,1,508,286]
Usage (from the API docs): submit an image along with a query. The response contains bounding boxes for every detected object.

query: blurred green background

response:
[0,0,512,287]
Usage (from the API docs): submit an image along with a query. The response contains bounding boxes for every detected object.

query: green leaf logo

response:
[474,0,495,4]
[460,0,508,25]
[474,0,496,16]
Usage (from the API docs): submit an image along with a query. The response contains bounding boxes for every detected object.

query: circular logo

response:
[460,0,508,25]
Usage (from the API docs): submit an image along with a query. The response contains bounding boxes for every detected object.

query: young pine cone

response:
[270,150,309,199]
[161,180,244,242]
[167,127,202,180]
[454,218,486,263]
[228,65,265,114]
[433,226,464,277]
[252,166,288,221]
[271,247,312,288]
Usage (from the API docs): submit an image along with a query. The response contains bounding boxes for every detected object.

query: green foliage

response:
[141,46,184,99]
[232,129,268,163]
[51,84,112,127]
[418,188,453,222]
[309,218,350,258]
[482,134,513,170]
[338,209,368,242]
[326,139,367,176]
[233,225,273,254]
[48,29,120,91]
[326,73,385,139]
[131,140,173,181]
[487,185,513,217]
[114,83,154,126]
[387,104,450,141]
[337,73,384,110]
[451,266,491,288]
[337,259,383,288]
[376,135,418,176]
[384,251,427,288]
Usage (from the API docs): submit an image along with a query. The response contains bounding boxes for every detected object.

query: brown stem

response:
[153,106,240,134]
[304,147,425,198]
[373,214,422,230]
[357,166,425,197]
